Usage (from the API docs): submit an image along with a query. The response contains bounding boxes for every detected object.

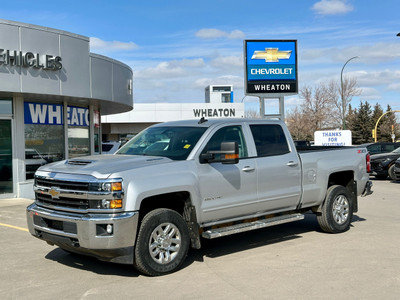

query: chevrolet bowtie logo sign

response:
[49,187,60,199]
[251,48,292,62]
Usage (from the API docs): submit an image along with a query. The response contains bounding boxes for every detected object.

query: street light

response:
[340,56,359,130]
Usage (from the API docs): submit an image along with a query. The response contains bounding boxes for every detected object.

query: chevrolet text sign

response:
[244,40,298,95]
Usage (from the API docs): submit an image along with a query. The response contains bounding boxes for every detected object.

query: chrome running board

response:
[201,213,304,239]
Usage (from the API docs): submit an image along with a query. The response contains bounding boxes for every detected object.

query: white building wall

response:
[102,103,244,124]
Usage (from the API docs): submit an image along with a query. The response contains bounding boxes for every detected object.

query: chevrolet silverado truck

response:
[27,118,372,276]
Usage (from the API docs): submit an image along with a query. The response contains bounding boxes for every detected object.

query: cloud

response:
[351,70,400,88]
[134,58,205,79]
[311,0,354,15]
[194,75,243,89]
[301,42,400,64]
[210,55,243,72]
[358,87,381,100]
[90,37,138,52]
[195,28,245,40]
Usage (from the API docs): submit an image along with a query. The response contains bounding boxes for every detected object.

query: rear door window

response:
[249,124,289,157]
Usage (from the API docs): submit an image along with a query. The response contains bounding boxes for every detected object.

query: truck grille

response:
[36,192,89,210]
[33,171,124,213]
[35,178,89,191]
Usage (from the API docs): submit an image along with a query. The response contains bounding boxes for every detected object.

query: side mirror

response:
[200,141,239,164]
[220,142,239,164]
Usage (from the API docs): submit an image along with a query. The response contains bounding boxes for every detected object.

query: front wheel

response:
[134,208,190,276]
[317,185,353,233]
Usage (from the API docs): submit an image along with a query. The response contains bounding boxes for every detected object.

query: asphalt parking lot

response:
[0,179,399,300]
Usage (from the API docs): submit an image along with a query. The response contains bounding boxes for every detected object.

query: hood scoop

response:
[66,159,93,166]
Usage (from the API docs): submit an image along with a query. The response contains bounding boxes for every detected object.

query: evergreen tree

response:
[371,103,384,140]
[352,101,373,144]
[346,104,357,133]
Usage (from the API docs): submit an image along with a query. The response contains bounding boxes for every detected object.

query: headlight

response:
[90,179,124,210]
[91,179,123,192]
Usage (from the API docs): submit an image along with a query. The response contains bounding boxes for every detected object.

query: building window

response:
[0,119,13,193]
[94,110,100,153]
[0,99,12,115]
[24,102,66,178]
[212,86,231,92]
[24,123,64,179]
[67,106,90,158]
[24,102,92,176]
[68,126,89,158]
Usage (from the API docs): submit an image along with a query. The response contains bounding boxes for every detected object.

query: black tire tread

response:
[317,185,353,234]
[388,165,396,180]
[134,208,189,276]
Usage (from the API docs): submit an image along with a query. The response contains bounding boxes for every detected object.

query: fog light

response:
[106,224,113,234]
[101,199,110,209]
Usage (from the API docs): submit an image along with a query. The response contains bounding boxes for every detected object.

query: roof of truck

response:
[151,118,285,128]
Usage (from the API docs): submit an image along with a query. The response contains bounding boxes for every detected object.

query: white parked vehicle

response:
[27,118,372,276]
[101,141,121,154]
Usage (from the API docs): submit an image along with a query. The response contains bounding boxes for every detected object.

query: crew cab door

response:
[196,125,258,223]
[249,124,302,212]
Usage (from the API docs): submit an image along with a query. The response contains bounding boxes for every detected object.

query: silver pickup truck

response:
[27,118,372,276]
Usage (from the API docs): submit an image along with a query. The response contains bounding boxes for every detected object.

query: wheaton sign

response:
[193,108,236,118]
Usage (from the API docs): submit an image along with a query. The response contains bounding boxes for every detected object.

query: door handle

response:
[287,161,298,167]
[242,166,255,172]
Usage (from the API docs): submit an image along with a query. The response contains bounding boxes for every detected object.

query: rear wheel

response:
[317,185,353,233]
[388,165,396,180]
[134,208,190,276]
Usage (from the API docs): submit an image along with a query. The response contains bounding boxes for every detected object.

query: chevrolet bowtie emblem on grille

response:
[49,187,60,199]
[251,48,292,62]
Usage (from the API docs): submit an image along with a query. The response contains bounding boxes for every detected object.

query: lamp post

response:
[340,56,359,130]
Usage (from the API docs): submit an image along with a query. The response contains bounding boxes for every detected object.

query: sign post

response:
[244,40,298,120]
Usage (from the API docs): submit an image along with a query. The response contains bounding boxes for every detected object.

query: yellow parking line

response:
[0,222,29,232]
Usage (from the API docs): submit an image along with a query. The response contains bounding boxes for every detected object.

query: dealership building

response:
[0,19,133,199]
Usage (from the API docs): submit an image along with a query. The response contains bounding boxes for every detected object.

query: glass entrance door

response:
[0,120,13,194]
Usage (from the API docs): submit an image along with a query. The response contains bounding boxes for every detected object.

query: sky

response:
[2,0,400,115]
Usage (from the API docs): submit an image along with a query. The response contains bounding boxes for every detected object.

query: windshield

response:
[116,126,207,160]
[392,147,400,154]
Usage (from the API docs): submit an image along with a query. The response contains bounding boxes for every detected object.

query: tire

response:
[134,208,190,276]
[388,165,396,180]
[317,185,353,233]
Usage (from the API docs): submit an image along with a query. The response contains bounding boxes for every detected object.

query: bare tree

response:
[286,77,361,141]
[299,81,339,131]
[245,108,261,119]
[286,107,314,140]
[337,77,361,129]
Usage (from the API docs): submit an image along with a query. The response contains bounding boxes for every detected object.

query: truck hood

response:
[38,154,173,178]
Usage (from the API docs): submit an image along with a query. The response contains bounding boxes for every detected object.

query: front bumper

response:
[26,203,139,264]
